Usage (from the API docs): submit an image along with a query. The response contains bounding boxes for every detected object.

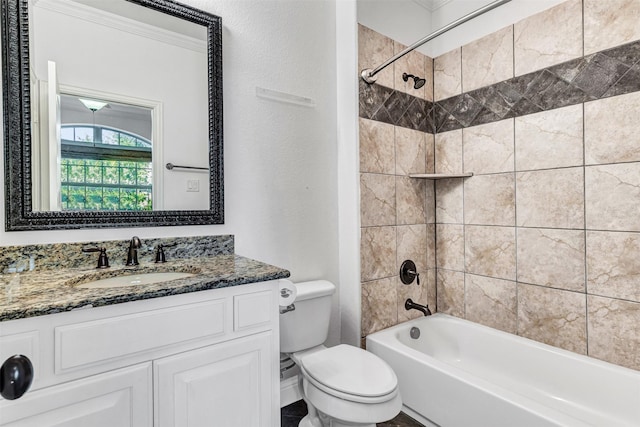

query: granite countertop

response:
[0,254,290,322]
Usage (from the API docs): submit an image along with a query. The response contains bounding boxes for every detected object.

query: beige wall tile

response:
[462,26,514,92]
[434,48,462,101]
[360,173,396,227]
[585,91,640,165]
[436,269,465,317]
[426,269,437,310]
[516,168,585,229]
[359,118,395,174]
[464,174,515,226]
[435,129,463,174]
[396,176,427,225]
[426,180,436,224]
[427,224,436,268]
[436,224,465,271]
[518,284,587,354]
[425,56,434,102]
[584,0,640,55]
[587,296,640,371]
[585,163,640,232]
[463,119,515,174]
[393,41,426,98]
[426,133,435,173]
[397,224,428,275]
[362,277,398,336]
[361,226,396,281]
[358,24,394,88]
[395,126,426,175]
[587,231,640,302]
[465,274,517,333]
[514,0,583,76]
[517,228,585,292]
[465,225,516,280]
[515,104,584,171]
[435,178,464,224]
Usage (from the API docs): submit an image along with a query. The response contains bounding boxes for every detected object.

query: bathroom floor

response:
[281,400,425,427]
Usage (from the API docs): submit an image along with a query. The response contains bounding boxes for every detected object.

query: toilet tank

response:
[280,280,335,354]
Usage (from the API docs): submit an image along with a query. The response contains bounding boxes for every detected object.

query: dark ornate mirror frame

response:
[1,0,223,231]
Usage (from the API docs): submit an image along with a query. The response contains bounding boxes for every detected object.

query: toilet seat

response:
[297,344,398,403]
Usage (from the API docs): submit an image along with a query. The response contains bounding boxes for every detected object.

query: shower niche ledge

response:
[409,173,474,179]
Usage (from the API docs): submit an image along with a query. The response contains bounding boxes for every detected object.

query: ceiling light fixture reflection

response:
[79,98,108,112]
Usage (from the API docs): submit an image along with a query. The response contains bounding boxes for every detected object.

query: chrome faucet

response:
[125,236,143,266]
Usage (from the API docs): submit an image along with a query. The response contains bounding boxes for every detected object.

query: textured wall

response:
[358,25,437,341]
[433,0,640,371]
[1,0,340,278]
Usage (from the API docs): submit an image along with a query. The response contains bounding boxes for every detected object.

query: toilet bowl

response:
[279,280,402,427]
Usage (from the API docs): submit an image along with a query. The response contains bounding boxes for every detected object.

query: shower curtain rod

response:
[361,0,512,84]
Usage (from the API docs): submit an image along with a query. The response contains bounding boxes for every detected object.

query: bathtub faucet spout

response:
[405,299,432,316]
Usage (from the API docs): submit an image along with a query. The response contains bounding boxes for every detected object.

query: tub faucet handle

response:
[412,271,420,286]
[400,260,420,286]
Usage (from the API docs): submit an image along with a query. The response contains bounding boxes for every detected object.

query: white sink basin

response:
[78,272,196,289]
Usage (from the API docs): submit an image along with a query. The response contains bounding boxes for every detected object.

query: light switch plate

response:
[187,180,199,192]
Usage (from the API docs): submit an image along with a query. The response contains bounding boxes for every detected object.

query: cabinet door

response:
[0,363,152,427]
[155,332,274,427]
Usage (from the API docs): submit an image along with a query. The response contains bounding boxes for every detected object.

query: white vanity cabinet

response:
[155,331,273,427]
[0,363,152,427]
[0,280,280,427]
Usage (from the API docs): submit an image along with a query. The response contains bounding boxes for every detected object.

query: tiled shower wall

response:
[433,0,640,371]
[359,0,640,371]
[359,24,437,340]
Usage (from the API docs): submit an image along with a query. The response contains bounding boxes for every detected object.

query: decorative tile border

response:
[359,80,435,134]
[359,39,640,134]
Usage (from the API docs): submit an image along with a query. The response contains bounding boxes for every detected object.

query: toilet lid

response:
[299,344,398,398]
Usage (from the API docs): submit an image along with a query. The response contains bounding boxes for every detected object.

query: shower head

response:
[403,73,427,90]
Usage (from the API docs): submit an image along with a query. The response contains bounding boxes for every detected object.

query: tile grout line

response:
[461,86,467,318]
[581,0,590,359]
[512,22,519,335]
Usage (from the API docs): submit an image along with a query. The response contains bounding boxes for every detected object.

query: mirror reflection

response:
[56,94,153,212]
[29,0,210,213]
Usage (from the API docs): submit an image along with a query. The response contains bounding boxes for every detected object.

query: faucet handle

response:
[154,243,176,263]
[82,247,110,269]
[400,260,419,286]
[155,245,166,263]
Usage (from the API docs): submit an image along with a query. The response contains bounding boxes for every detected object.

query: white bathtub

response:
[366,314,640,427]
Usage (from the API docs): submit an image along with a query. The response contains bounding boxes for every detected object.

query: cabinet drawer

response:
[55,299,225,372]
[234,290,273,332]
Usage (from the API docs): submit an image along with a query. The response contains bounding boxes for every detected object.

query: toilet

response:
[280,280,402,427]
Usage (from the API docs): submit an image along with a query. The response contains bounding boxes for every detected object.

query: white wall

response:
[2,0,342,342]
[426,0,566,56]
[356,0,566,58]
[357,0,432,49]
[336,0,361,347]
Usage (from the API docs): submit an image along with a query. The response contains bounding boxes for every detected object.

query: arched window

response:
[59,125,152,211]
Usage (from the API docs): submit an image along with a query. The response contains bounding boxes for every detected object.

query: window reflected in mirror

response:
[33,93,157,212]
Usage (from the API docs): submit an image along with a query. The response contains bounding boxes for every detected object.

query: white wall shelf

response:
[409,173,474,179]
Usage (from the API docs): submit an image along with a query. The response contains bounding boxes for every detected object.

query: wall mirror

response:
[2,0,223,230]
